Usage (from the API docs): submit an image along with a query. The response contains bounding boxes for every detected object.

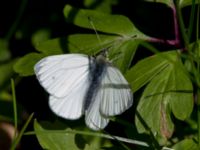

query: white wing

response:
[85,90,109,130]
[99,66,133,116]
[49,74,89,119]
[34,54,90,98]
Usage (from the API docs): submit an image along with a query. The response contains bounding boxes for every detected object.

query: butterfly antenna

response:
[88,17,110,59]
[88,17,103,48]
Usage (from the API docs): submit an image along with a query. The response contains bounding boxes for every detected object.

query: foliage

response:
[0,0,200,149]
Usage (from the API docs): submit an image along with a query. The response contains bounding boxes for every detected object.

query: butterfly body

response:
[84,56,107,110]
[34,53,133,130]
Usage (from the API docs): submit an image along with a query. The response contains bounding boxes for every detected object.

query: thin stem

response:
[25,129,150,147]
[88,17,102,47]
[25,129,174,150]
[198,88,200,148]
[10,113,34,150]
[11,79,18,138]
[196,1,199,41]
[171,3,180,47]
[188,0,196,41]
[197,3,200,147]
[5,0,28,40]
[175,0,189,50]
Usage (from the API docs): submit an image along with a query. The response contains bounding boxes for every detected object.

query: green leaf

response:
[13,53,45,76]
[112,39,139,73]
[126,51,173,92]
[133,51,193,143]
[34,120,112,150]
[34,120,79,150]
[36,34,118,55]
[172,139,198,150]
[63,5,149,39]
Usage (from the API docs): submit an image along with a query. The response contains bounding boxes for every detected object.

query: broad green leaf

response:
[126,51,172,92]
[134,51,193,144]
[0,60,16,88]
[34,120,112,150]
[0,39,11,62]
[35,39,64,55]
[13,53,45,76]
[34,120,78,150]
[112,39,139,73]
[63,5,149,39]
[172,139,198,150]
[36,34,118,55]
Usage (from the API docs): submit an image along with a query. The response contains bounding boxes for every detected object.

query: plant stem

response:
[174,0,189,50]
[198,88,200,147]
[197,2,200,148]
[196,0,199,41]
[11,79,18,138]
[10,113,34,150]
[171,3,180,47]
[188,0,196,41]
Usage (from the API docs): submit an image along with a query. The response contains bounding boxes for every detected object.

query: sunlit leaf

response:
[63,5,149,39]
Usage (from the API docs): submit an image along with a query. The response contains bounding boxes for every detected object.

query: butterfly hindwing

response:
[99,66,133,116]
[85,88,109,130]
[49,76,89,119]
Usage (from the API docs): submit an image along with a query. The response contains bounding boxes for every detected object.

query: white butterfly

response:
[34,52,133,130]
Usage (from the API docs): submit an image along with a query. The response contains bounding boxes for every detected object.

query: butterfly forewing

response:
[34,54,90,98]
